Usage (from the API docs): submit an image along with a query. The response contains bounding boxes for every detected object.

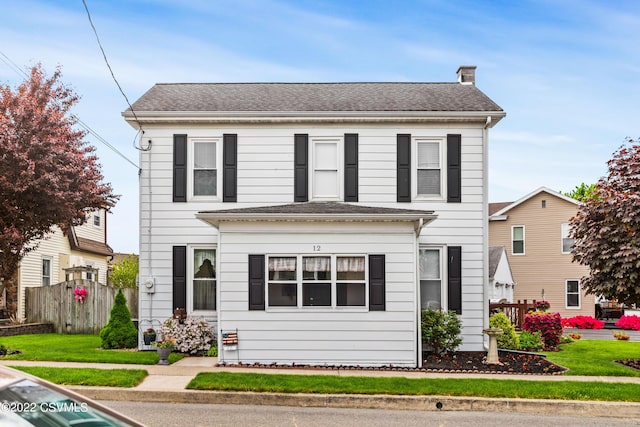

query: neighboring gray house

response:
[124,66,505,367]
[488,246,515,302]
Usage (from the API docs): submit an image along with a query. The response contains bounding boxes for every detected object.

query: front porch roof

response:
[196,202,437,236]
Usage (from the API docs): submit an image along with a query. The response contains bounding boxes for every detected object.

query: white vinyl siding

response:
[137,123,489,357]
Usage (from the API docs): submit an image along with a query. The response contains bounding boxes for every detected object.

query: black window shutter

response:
[172,246,187,310]
[448,246,462,314]
[447,134,462,203]
[248,254,265,310]
[173,134,187,202]
[294,134,308,202]
[344,133,358,202]
[223,134,237,202]
[397,134,411,202]
[369,254,386,311]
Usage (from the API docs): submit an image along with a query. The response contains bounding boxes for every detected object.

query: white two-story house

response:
[124,66,504,367]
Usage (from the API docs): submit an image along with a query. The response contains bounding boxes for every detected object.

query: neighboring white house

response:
[488,246,515,302]
[14,210,113,319]
[124,66,505,367]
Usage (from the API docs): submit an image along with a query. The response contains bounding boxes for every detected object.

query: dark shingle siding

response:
[129,82,503,113]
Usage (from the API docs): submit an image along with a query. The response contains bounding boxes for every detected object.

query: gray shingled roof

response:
[198,202,434,216]
[128,82,503,113]
[488,246,505,279]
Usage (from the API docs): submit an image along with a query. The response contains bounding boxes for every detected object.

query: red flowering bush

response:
[523,311,563,350]
[561,315,605,329]
[616,315,640,331]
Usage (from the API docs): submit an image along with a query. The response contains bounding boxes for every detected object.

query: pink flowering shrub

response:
[523,311,563,350]
[561,315,605,330]
[160,316,215,355]
[616,315,640,331]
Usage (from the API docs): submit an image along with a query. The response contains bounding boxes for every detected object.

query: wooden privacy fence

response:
[489,300,538,330]
[26,280,138,334]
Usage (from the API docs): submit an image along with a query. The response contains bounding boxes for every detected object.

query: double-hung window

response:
[192,248,216,311]
[566,280,580,308]
[268,257,297,307]
[93,211,101,227]
[267,255,366,308]
[416,139,443,198]
[419,248,442,310]
[561,223,574,254]
[192,139,219,198]
[512,226,525,255]
[42,258,52,286]
[311,138,341,200]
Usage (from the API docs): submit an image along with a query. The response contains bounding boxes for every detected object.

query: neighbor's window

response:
[268,257,297,307]
[336,256,366,306]
[42,258,52,286]
[512,226,525,255]
[561,223,574,254]
[193,140,217,197]
[417,139,442,197]
[566,280,580,308]
[312,139,340,200]
[193,248,216,311]
[419,248,442,309]
[93,211,101,227]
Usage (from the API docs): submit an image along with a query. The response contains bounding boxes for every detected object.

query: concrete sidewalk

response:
[2,357,640,418]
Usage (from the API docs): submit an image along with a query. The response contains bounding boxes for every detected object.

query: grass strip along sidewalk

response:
[187,372,640,402]
[11,366,148,388]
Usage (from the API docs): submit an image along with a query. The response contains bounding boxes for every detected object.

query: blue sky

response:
[1,0,639,253]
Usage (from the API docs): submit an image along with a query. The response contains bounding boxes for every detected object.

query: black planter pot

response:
[143,334,156,345]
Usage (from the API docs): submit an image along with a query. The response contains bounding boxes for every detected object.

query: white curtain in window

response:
[194,142,216,169]
[269,257,296,272]
[303,257,331,272]
[337,257,365,272]
[419,249,440,279]
[194,249,215,278]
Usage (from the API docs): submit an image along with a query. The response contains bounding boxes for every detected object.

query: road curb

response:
[70,387,640,419]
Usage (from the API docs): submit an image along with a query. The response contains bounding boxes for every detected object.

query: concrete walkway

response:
[1,356,640,418]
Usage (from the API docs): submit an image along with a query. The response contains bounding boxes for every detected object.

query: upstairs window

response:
[311,138,341,200]
[561,223,574,254]
[192,140,218,197]
[416,139,442,198]
[92,211,101,227]
[512,226,525,255]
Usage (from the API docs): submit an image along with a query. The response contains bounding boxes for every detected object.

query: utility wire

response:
[0,50,139,169]
[82,0,145,137]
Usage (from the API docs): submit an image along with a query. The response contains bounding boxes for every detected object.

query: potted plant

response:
[143,328,156,345]
[154,338,175,365]
[535,300,550,312]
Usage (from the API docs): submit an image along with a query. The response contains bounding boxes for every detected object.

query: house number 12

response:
[313,245,321,252]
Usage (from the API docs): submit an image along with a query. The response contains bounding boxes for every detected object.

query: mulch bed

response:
[616,359,640,370]
[217,350,567,375]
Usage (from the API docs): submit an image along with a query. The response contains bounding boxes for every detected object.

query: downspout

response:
[482,116,492,351]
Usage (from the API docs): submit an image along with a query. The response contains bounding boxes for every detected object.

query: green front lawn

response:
[544,339,640,376]
[11,366,148,387]
[187,372,640,402]
[0,334,183,364]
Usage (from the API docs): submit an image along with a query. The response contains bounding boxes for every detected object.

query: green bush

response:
[99,289,138,349]
[489,312,520,350]
[519,330,544,351]
[421,309,462,355]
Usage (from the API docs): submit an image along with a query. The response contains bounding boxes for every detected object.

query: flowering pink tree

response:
[0,64,117,315]
[570,139,640,307]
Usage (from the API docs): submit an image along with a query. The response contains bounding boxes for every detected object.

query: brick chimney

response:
[456,65,476,85]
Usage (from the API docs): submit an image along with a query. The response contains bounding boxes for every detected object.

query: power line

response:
[82,0,146,140]
[0,50,139,169]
